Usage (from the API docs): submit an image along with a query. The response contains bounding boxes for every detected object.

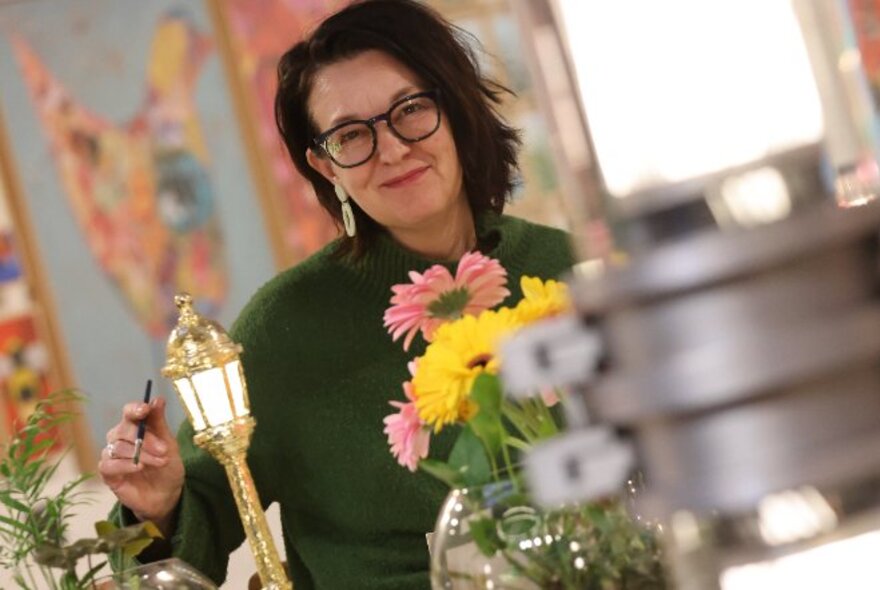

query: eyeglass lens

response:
[323,93,440,167]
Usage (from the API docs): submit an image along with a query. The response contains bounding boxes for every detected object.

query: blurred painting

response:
[217,0,346,265]
[431,1,569,230]
[0,315,51,436]
[10,11,227,339]
[0,174,61,449]
[851,0,880,105]
[0,0,276,450]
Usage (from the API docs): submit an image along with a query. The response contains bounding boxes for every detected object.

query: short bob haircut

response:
[275,0,520,258]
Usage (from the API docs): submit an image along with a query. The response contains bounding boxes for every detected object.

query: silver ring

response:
[107,441,118,460]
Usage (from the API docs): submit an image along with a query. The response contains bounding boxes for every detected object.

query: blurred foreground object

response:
[579,202,880,590]
[162,294,290,590]
[514,0,879,255]
[509,0,880,588]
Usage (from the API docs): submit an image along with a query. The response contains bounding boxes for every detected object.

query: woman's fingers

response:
[107,397,176,446]
[122,401,151,423]
[99,446,144,477]
[144,397,176,441]
[98,395,186,522]
[104,437,169,462]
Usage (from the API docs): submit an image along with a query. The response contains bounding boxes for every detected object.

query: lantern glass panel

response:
[224,359,249,417]
[192,367,235,427]
[174,377,207,431]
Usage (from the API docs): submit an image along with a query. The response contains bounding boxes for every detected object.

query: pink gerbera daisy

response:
[384,252,509,350]
[383,362,430,471]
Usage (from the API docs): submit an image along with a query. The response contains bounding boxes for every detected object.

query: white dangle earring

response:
[334,182,357,237]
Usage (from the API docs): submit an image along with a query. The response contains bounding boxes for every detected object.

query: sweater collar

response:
[351,212,525,292]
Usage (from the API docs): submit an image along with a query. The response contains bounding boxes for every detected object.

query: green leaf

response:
[0,492,32,514]
[95,520,118,537]
[140,520,163,539]
[418,459,464,488]
[467,374,504,460]
[79,558,109,585]
[585,503,613,535]
[469,515,503,557]
[103,521,163,556]
[61,570,80,590]
[448,426,492,487]
[0,513,29,533]
[23,438,55,461]
[471,374,502,413]
[503,436,532,452]
[34,520,163,572]
[122,536,155,559]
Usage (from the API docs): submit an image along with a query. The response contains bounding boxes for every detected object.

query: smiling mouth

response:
[382,166,429,188]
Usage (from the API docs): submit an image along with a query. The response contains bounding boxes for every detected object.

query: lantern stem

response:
[194,418,291,590]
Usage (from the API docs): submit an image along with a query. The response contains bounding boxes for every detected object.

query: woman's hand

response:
[98,396,185,537]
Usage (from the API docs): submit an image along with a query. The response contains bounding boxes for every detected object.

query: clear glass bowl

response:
[429,479,667,589]
[94,558,217,590]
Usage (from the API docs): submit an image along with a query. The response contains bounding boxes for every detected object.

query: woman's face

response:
[306,50,467,240]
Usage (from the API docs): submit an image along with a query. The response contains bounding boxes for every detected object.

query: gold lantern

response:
[161,293,291,590]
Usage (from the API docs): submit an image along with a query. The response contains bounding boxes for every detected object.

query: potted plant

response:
[0,390,169,589]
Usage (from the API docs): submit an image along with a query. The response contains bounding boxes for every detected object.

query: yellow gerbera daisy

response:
[413,308,520,432]
[513,276,572,324]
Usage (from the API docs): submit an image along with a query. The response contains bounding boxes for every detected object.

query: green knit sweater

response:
[141,214,573,588]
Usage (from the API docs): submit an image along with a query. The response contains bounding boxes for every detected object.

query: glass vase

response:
[94,558,217,590]
[429,479,667,590]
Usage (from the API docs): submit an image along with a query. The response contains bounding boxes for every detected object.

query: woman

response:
[99,1,575,587]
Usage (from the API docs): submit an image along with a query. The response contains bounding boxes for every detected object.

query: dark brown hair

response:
[274,0,520,258]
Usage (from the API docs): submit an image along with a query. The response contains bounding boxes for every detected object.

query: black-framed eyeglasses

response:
[313,89,441,168]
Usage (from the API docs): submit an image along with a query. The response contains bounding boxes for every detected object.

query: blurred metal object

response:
[579,202,880,514]
[510,1,880,587]
[575,201,880,589]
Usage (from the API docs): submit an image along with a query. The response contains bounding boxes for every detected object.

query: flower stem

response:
[537,396,559,436]
[488,447,501,482]
[501,401,537,442]
[500,442,520,493]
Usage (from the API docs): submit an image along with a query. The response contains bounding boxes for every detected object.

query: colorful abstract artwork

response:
[0,0,276,455]
[221,0,344,264]
[0,180,57,447]
[10,10,227,339]
[0,315,53,441]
